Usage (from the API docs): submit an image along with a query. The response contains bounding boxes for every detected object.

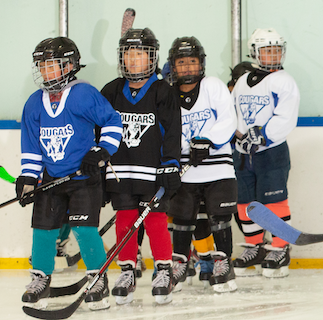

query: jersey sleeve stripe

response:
[101,126,123,134]
[99,136,121,148]
[21,153,42,161]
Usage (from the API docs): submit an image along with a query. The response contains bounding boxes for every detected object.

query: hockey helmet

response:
[248,28,286,70]
[118,28,159,82]
[32,37,84,92]
[227,61,259,88]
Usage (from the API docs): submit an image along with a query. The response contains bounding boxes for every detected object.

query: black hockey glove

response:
[240,126,266,155]
[80,146,111,177]
[15,176,38,207]
[156,165,181,197]
[189,137,214,167]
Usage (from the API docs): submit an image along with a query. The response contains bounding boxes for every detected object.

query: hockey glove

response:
[80,146,111,177]
[156,165,181,197]
[15,176,38,207]
[190,137,214,167]
[240,126,266,155]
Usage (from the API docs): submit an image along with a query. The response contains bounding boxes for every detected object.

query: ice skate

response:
[54,239,70,272]
[198,257,214,289]
[186,255,197,285]
[112,263,136,305]
[22,270,51,310]
[262,245,291,278]
[85,270,110,310]
[233,243,267,276]
[172,253,188,292]
[152,261,173,304]
[210,252,237,293]
[135,248,146,279]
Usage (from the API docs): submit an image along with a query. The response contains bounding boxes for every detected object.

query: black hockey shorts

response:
[110,192,169,213]
[168,179,238,221]
[31,172,102,230]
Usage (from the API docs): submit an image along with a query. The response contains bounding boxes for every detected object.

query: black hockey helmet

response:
[168,36,206,85]
[32,37,84,92]
[118,28,159,82]
[227,61,259,88]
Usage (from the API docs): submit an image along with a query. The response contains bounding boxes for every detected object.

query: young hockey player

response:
[16,36,123,310]
[232,28,300,278]
[167,36,238,293]
[101,28,181,304]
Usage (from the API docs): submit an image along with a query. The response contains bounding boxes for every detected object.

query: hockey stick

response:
[23,163,191,319]
[0,165,16,183]
[65,214,116,267]
[49,240,117,298]
[23,187,165,319]
[0,171,82,209]
[121,8,136,37]
[247,201,323,245]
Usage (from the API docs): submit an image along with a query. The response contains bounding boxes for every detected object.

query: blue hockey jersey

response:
[20,81,123,178]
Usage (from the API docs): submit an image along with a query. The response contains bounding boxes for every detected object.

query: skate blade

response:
[262,266,289,278]
[234,265,262,277]
[54,256,69,272]
[155,293,172,305]
[202,280,210,289]
[115,292,134,305]
[172,282,182,293]
[87,297,110,310]
[186,276,193,285]
[23,299,48,310]
[212,279,237,293]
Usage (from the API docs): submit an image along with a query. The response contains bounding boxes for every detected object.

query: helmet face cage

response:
[168,37,206,85]
[248,28,286,71]
[32,58,73,93]
[32,37,81,92]
[118,45,159,82]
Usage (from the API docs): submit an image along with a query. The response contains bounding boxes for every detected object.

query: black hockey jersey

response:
[101,73,181,194]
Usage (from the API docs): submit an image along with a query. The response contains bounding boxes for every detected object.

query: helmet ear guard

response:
[168,36,206,85]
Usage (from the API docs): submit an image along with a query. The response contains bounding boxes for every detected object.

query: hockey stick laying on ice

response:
[49,239,117,298]
[121,8,136,37]
[23,163,191,319]
[247,201,323,245]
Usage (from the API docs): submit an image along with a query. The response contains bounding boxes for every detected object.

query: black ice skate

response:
[22,269,51,310]
[186,255,197,285]
[233,243,267,276]
[54,239,71,272]
[209,251,237,293]
[152,261,173,304]
[261,244,291,278]
[172,253,188,292]
[198,254,214,288]
[112,263,136,305]
[85,270,110,310]
[135,248,146,278]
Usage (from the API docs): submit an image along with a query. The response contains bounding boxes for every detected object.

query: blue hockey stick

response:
[247,201,323,245]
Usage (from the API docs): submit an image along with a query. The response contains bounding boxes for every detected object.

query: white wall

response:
[1,127,323,260]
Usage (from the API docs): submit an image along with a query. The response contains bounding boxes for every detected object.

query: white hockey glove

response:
[240,126,266,155]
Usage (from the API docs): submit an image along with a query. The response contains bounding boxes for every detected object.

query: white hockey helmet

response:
[247,28,286,70]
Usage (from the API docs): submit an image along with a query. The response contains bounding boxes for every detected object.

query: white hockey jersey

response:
[179,76,237,183]
[232,69,300,153]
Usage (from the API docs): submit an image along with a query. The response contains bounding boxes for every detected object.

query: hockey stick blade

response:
[247,201,323,245]
[49,276,87,298]
[66,214,116,267]
[22,188,165,319]
[121,8,136,37]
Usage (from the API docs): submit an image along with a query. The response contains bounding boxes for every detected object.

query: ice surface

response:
[1,268,323,320]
